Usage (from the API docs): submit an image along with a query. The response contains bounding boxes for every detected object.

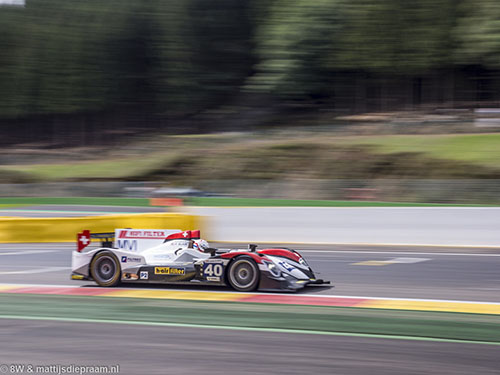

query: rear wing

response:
[77,228,198,252]
[77,230,114,252]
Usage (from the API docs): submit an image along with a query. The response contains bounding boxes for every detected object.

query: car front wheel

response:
[227,256,260,292]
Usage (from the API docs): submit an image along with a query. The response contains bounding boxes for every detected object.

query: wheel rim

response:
[95,256,116,283]
[230,260,257,289]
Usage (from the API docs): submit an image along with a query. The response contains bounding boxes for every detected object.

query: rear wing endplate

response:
[77,230,115,252]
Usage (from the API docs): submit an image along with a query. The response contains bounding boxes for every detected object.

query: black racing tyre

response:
[90,251,121,287]
[227,256,260,292]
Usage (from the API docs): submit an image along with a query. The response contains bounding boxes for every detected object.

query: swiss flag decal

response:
[77,230,91,252]
[165,230,192,241]
[164,230,202,241]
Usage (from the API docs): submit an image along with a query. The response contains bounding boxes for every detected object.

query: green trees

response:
[153,0,255,115]
[332,0,456,73]
[1,0,500,141]
[246,0,343,98]
[0,0,254,119]
[455,0,500,68]
[248,0,458,102]
[0,1,129,116]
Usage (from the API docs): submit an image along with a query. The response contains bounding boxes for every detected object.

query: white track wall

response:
[183,207,500,247]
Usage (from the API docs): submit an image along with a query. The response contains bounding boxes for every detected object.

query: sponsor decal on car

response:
[114,229,181,252]
[121,256,142,263]
[206,276,221,282]
[152,254,174,260]
[154,267,185,275]
[169,240,190,247]
[117,240,138,252]
[203,262,224,279]
[203,259,228,264]
[140,271,149,280]
[118,230,175,239]
[278,260,296,272]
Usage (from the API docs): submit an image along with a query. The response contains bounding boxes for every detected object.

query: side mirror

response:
[248,244,258,252]
[205,248,217,256]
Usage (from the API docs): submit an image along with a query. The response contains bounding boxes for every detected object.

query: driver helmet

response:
[193,239,210,252]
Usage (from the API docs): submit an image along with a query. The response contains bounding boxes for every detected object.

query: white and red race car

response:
[71,229,329,292]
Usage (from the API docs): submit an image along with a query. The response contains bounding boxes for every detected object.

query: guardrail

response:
[0,213,202,243]
[475,108,500,128]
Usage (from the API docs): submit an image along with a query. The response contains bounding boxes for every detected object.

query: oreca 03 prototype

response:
[71,229,329,292]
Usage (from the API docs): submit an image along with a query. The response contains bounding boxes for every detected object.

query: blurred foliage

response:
[0,0,254,118]
[248,0,456,96]
[6,133,500,183]
[246,0,343,97]
[1,0,500,141]
[454,0,500,68]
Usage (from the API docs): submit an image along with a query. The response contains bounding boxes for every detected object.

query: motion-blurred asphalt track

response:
[2,242,500,301]
[1,318,498,375]
[1,205,499,374]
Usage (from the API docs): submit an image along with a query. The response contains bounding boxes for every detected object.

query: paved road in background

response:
[1,243,499,302]
[2,205,499,374]
[1,319,498,375]
[182,206,500,246]
[4,205,500,246]
[1,204,499,300]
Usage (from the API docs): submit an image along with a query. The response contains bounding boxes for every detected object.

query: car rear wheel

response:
[227,256,259,292]
[90,251,121,287]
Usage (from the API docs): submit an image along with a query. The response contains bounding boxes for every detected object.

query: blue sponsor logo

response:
[117,239,137,252]
[121,256,141,263]
[278,261,295,272]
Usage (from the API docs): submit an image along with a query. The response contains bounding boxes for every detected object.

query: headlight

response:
[264,261,281,277]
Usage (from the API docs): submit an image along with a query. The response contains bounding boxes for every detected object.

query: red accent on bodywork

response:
[258,249,301,263]
[220,252,264,264]
[77,230,91,252]
[165,230,192,241]
[164,229,201,241]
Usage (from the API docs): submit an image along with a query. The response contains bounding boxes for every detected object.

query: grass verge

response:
[348,133,500,168]
[0,204,29,209]
[0,294,499,343]
[0,197,496,207]
[3,133,500,183]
